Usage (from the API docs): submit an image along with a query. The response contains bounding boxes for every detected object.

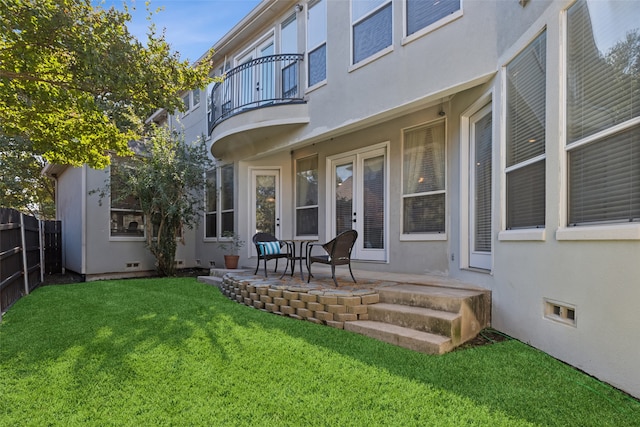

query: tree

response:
[105,126,212,276]
[0,0,213,169]
[0,134,55,218]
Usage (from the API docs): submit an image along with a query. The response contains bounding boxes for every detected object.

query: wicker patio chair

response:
[306,230,358,286]
[252,233,291,277]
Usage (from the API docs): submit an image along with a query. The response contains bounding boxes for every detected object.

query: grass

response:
[1,278,639,426]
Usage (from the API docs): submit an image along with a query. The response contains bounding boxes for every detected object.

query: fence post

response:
[20,212,29,296]
[39,220,45,283]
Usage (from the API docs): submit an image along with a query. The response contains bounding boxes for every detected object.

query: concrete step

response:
[378,284,487,313]
[367,303,461,340]
[345,320,453,355]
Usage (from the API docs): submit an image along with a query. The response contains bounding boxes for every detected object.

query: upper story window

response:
[402,120,446,235]
[405,0,461,38]
[182,93,190,111]
[281,13,297,54]
[295,155,318,237]
[192,89,200,107]
[352,0,392,65]
[505,30,546,230]
[205,164,235,239]
[110,161,144,238]
[181,89,201,116]
[566,0,640,227]
[307,0,327,87]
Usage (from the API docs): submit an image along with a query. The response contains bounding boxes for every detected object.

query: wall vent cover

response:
[544,298,577,327]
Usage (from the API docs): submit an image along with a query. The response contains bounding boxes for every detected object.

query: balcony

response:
[208,53,306,135]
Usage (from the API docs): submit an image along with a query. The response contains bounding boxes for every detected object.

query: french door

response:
[237,39,274,108]
[469,104,493,270]
[329,146,387,261]
[250,169,281,254]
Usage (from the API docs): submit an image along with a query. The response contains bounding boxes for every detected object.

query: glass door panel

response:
[362,155,385,250]
[259,42,275,103]
[330,146,387,261]
[251,170,280,249]
[469,104,492,270]
[335,161,354,235]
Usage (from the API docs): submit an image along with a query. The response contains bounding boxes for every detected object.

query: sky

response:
[95,0,262,63]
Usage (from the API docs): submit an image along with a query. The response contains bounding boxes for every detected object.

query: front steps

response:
[203,271,491,356]
[344,284,490,354]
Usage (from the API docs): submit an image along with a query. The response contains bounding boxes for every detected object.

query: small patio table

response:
[280,239,316,280]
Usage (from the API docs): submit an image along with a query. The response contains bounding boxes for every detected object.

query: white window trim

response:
[498,229,546,241]
[400,118,448,241]
[306,0,327,90]
[500,28,547,236]
[348,46,394,73]
[558,5,640,239]
[191,89,201,110]
[294,153,319,240]
[402,3,463,46]
[109,163,146,242]
[460,92,494,267]
[203,163,234,242]
[556,223,640,241]
[350,0,393,68]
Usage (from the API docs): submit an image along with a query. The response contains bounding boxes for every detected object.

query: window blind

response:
[353,3,392,64]
[507,161,545,229]
[406,0,460,36]
[569,125,640,225]
[566,0,640,225]
[506,32,546,167]
[567,0,640,144]
[363,155,385,249]
[505,31,546,229]
[474,112,492,252]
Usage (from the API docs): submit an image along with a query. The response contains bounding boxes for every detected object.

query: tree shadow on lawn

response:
[3,278,639,426]
[215,287,640,427]
[0,278,236,416]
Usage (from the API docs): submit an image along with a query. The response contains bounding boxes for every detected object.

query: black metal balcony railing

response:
[208,53,305,134]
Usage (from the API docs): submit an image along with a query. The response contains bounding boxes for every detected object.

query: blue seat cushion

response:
[258,241,281,255]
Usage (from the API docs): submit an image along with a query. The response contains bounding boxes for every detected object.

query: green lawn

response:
[1,278,638,426]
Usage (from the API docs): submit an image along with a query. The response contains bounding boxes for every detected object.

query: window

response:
[505,31,546,229]
[566,0,640,226]
[295,156,318,236]
[405,0,461,38]
[192,89,200,108]
[402,121,446,234]
[110,161,144,237]
[281,13,297,54]
[281,14,299,98]
[205,164,235,239]
[352,0,392,64]
[307,0,326,87]
[181,89,201,115]
[182,93,191,111]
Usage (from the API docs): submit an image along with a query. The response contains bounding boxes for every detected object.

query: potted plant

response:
[217,231,245,269]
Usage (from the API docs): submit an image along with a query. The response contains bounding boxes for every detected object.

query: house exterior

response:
[47,0,640,398]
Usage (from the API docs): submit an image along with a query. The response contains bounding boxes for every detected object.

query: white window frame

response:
[402,0,463,46]
[500,29,547,239]
[109,162,145,241]
[350,0,393,70]
[400,119,448,241]
[306,0,327,91]
[294,154,319,239]
[556,1,640,241]
[204,164,235,241]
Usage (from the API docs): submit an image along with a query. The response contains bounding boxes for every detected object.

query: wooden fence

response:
[0,208,62,317]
